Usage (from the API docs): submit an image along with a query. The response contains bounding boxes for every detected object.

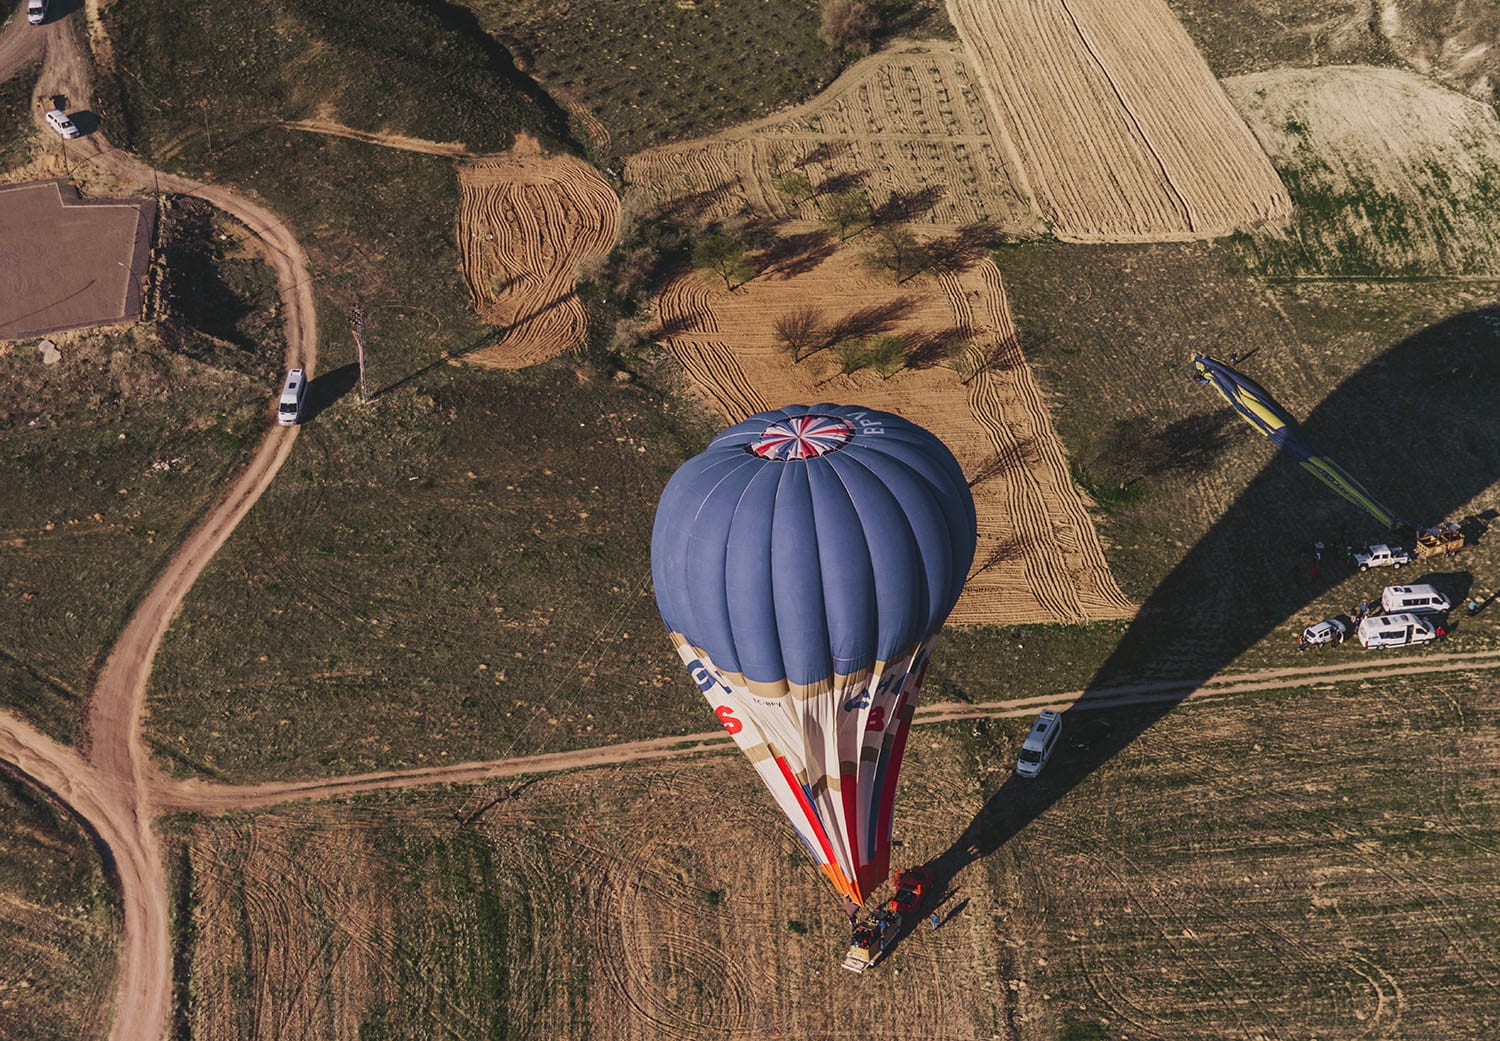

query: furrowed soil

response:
[457,137,619,368]
[654,235,1133,626]
[1225,65,1500,276]
[0,771,117,1041]
[946,0,1291,240]
[170,674,1500,1040]
[625,42,1041,231]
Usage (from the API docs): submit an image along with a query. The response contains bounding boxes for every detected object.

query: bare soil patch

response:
[0,179,154,340]
[457,138,619,368]
[1225,65,1500,275]
[655,234,1132,625]
[948,0,1291,240]
[625,42,1040,231]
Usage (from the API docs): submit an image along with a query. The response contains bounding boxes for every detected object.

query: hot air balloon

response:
[1192,353,1402,529]
[651,405,976,905]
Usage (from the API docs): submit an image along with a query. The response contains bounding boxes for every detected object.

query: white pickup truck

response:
[1352,543,1411,571]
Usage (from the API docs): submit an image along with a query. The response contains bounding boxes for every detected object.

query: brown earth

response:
[656,232,1132,625]
[157,660,1500,1040]
[947,0,1292,240]
[1225,64,1500,274]
[456,135,619,368]
[625,42,1041,231]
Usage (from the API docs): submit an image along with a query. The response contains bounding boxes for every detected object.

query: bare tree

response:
[773,306,823,362]
[820,0,880,54]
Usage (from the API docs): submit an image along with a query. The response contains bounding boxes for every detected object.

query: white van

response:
[1381,584,1451,616]
[27,0,46,25]
[1015,709,1062,778]
[277,368,307,425]
[1357,613,1438,649]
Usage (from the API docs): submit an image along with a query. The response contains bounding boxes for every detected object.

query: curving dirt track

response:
[947,0,1291,240]
[0,11,318,1041]
[654,241,1133,624]
[456,136,619,368]
[625,42,1041,231]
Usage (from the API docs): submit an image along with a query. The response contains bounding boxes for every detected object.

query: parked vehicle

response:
[27,0,47,25]
[277,368,307,425]
[1015,709,1062,778]
[1352,544,1411,571]
[1301,618,1348,646]
[1381,584,1451,616]
[1357,613,1439,649]
[44,109,79,139]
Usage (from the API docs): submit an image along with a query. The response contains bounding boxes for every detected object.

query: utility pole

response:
[350,303,370,404]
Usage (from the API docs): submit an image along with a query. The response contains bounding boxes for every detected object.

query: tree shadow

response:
[756,227,837,279]
[824,297,917,344]
[871,186,944,226]
[927,303,1500,892]
[926,223,1000,275]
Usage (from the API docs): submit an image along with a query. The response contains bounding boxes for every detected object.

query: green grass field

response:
[0,772,117,1041]
[147,361,719,780]
[103,0,571,159]
[469,0,953,158]
[0,320,274,746]
[0,59,39,171]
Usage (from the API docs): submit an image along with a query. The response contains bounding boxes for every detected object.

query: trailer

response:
[1415,523,1464,559]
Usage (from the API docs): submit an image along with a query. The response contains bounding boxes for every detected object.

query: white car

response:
[27,0,46,25]
[45,109,80,139]
[1357,613,1439,649]
[1301,618,1348,646]
[1015,709,1062,778]
[1352,543,1410,571]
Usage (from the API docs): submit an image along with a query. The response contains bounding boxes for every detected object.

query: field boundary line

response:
[151,650,1500,812]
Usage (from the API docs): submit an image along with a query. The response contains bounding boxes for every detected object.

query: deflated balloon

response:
[1193,353,1401,529]
[652,405,976,903]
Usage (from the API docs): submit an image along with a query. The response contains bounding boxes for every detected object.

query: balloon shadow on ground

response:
[927,303,1500,891]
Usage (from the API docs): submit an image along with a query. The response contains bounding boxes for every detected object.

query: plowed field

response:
[655,235,1132,625]
[948,0,1291,240]
[169,672,1500,1041]
[625,43,1040,231]
[1225,65,1500,275]
[457,139,618,368]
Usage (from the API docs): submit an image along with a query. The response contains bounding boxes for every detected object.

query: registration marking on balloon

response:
[672,634,936,905]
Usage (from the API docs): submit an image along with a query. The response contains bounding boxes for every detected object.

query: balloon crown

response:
[747,414,856,460]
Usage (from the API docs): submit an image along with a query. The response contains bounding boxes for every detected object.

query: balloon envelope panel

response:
[652,405,976,903]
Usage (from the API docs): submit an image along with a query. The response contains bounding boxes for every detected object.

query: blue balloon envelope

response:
[652,405,976,903]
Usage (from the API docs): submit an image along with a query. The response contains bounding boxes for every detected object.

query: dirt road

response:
[153,649,1500,814]
[1,12,319,1041]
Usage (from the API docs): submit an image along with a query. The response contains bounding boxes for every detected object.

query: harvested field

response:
[948,0,1291,240]
[171,673,1500,1040]
[625,43,1040,231]
[0,180,155,340]
[655,234,1133,625]
[457,139,618,368]
[1225,65,1500,276]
